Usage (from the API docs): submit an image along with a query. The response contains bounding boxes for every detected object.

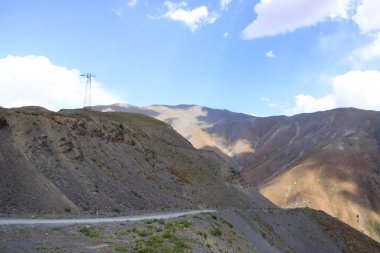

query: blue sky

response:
[1,0,380,116]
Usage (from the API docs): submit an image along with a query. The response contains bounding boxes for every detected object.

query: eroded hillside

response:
[94,104,380,241]
[0,106,270,215]
[1,106,380,252]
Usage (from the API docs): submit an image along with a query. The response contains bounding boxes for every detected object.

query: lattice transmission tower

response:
[81,73,95,110]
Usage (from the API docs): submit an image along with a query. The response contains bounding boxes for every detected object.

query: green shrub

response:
[197,231,208,239]
[210,227,222,237]
[206,239,213,248]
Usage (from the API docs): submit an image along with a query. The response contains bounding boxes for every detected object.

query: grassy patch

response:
[79,228,100,238]
[116,244,128,252]
[125,218,194,252]
[118,230,129,236]
[137,228,155,237]
[129,233,191,253]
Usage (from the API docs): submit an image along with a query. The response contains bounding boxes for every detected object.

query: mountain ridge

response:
[1,105,380,252]
[94,103,380,241]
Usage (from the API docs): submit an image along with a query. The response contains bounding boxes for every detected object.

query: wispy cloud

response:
[350,33,380,64]
[162,1,218,32]
[111,0,138,17]
[220,0,233,11]
[111,7,124,17]
[223,32,229,38]
[265,50,275,58]
[0,55,119,111]
[260,97,278,108]
[127,0,138,7]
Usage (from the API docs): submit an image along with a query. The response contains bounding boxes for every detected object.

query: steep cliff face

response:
[94,104,380,241]
[0,107,270,215]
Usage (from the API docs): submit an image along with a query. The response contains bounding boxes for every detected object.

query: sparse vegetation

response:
[79,228,100,237]
[125,219,193,252]
[220,217,234,228]
[210,227,222,237]
[197,231,208,239]
[116,244,128,252]
[206,239,213,248]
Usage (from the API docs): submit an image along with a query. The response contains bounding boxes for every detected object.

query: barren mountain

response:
[0,106,270,215]
[95,103,380,241]
[1,106,380,252]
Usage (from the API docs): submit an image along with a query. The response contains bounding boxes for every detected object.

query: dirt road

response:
[0,209,216,226]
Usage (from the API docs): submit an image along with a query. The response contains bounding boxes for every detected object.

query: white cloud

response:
[111,0,138,17]
[260,97,270,102]
[223,32,229,38]
[288,70,380,114]
[220,0,233,11]
[242,0,353,39]
[353,0,380,34]
[289,94,336,114]
[265,50,275,58]
[348,1,380,65]
[351,33,380,63]
[0,55,119,111]
[162,1,218,32]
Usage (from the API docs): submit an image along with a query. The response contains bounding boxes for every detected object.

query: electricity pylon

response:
[81,73,95,110]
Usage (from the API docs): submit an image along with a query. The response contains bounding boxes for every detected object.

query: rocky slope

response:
[94,104,380,241]
[1,209,379,253]
[1,106,380,252]
[0,106,271,215]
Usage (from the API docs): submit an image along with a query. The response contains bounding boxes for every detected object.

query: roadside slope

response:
[1,209,379,253]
